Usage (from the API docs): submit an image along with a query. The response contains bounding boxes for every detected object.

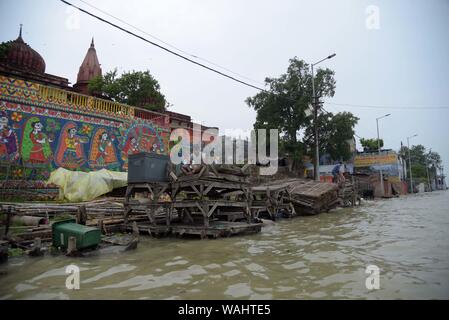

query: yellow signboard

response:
[354,153,398,167]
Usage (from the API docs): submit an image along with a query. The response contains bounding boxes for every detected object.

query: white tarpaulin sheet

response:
[47,168,127,202]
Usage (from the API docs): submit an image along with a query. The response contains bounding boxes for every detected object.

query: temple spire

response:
[74,37,102,94]
[16,24,24,42]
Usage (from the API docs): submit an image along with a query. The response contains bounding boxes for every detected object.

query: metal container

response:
[128,152,170,183]
[52,219,101,250]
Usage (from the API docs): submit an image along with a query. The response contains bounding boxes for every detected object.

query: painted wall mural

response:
[0,101,170,185]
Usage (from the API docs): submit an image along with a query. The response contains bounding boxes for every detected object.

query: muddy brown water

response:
[1,191,448,299]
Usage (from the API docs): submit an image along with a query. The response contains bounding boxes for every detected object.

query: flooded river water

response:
[1,191,448,299]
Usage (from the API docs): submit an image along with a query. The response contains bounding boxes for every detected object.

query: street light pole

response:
[311,63,319,181]
[311,53,336,181]
[407,134,418,193]
[376,114,390,197]
[442,165,446,190]
[426,148,432,192]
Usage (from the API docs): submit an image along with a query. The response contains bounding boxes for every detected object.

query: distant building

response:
[353,149,405,182]
[432,173,447,190]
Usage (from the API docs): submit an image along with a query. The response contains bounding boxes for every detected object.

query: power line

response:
[60,0,266,92]
[325,102,449,110]
[77,0,265,87]
[58,0,449,114]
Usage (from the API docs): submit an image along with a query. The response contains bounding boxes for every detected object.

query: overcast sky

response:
[1,0,448,171]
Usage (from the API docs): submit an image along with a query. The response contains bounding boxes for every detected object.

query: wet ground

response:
[1,190,448,299]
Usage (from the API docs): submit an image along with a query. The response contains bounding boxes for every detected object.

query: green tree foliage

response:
[0,41,13,60]
[304,111,359,161]
[246,57,336,164]
[400,144,442,183]
[360,138,383,151]
[88,69,167,112]
[409,144,427,166]
[427,151,442,168]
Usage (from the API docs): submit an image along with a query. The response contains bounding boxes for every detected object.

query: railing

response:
[0,75,171,124]
[36,84,135,118]
[134,108,165,122]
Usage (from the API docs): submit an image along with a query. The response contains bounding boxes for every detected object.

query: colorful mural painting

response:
[119,121,167,170]
[354,151,404,181]
[55,122,88,169]
[0,110,19,162]
[0,76,171,185]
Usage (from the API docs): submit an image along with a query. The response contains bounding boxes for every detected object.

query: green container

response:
[52,219,101,250]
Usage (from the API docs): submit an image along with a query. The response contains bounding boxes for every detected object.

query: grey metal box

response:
[128,152,170,183]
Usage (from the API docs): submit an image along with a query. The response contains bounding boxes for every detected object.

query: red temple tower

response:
[73,38,102,95]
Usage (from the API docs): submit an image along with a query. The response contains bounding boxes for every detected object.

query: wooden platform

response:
[125,223,170,237]
[126,221,262,239]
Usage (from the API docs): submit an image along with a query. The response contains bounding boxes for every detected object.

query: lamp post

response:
[426,148,432,192]
[376,113,390,197]
[407,134,418,193]
[442,165,446,190]
[311,53,336,181]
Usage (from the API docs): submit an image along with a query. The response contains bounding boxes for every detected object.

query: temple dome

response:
[0,26,46,74]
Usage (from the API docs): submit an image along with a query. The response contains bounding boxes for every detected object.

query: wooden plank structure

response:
[337,177,360,207]
[249,178,342,216]
[250,181,296,220]
[168,164,253,228]
[114,169,342,236]
[126,221,261,239]
[1,163,358,243]
[123,182,171,226]
[121,163,261,238]
[285,179,339,214]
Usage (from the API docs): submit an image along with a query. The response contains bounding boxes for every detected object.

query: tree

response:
[409,144,427,167]
[360,138,383,151]
[88,69,168,112]
[427,150,442,168]
[400,144,443,184]
[246,57,336,165]
[426,150,442,184]
[0,41,13,60]
[304,111,359,161]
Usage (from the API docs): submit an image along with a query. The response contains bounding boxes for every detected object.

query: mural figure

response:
[123,135,140,155]
[21,117,53,165]
[120,135,140,170]
[139,125,165,154]
[89,128,119,169]
[56,122,88,169]
[0,111,19,162]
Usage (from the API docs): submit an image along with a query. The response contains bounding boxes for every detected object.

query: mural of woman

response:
[55,122,88,169]
[120,135,140,170]
[0,111,19,162]
[122,135,140,156]
[21,117,53,165]
[89,128,119,169]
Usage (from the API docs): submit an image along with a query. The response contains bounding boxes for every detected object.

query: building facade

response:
[353,149,405,182]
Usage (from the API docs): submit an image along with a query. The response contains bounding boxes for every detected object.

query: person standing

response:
[332,162,342,183]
